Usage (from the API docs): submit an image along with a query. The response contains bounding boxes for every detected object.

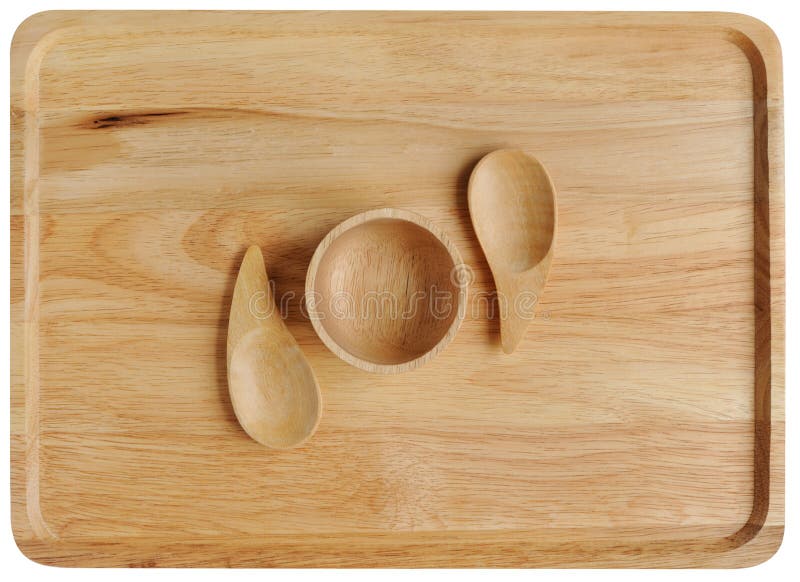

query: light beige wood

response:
[227,246,321,449]
[469,150,557,353]
[10,11,784,568]
[305,208,466,373]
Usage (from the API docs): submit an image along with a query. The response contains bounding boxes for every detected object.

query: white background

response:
[2,0,796,579]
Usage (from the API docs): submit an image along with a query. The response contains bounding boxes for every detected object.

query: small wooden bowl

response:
[306,208,466,374]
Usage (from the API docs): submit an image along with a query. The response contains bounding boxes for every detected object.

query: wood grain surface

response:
[10,11,784,567]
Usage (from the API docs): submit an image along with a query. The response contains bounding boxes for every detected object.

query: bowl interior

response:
[312,218,460,366]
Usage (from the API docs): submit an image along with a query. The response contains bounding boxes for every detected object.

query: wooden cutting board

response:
[10,11,784,567]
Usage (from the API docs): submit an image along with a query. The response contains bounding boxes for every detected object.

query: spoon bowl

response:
[468,149,557,353]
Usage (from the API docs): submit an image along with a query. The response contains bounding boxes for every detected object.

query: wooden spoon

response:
[468,149,557,354]
[227,246,322,449]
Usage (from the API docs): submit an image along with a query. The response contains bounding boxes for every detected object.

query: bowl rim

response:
[305,207,467,374]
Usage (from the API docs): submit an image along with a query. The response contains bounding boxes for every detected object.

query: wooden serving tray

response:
[10,11,784,567]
